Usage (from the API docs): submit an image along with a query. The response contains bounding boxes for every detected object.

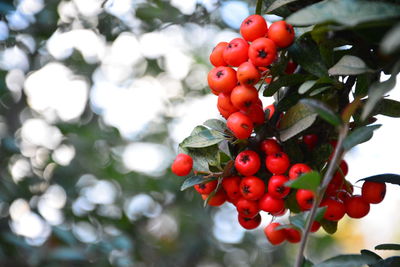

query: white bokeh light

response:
[124,194,162,221]
[21,119,63,150]
[0,46,29,72]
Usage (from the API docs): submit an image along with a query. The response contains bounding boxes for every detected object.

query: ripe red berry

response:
[230,85,259,112]
[265,152,290,174]
[267,21,295,48]
[194,180,218,195]
[207,66,237,94]
[202,189,226,206]
[227,112,254,140]
[218,92,239,114]
[240,176,266,200]
[288,163,312,180]
[259,193,285,214]
[264,104,275,120]
[238,213,261,230]
[260,138,281,155]
[240,14,268,42]
[243,104,265,125]
[223,38,249,67]
[248,38,277,67]
[296,189,315,210]
[209,42,228,67]
[321,198,346,221]
[235,150,261,176]
[361,181,386,204]
[345,195,370,219]
[285,60,297,74]
[236,198,260,218]
[310,221,321,232]
[286,227,301,243]
[264,222,286,245]
[237,61,261,86]
[267,175,290,199]
[302,134,318,150]
[171,153,193,176]
[222,176,242,200]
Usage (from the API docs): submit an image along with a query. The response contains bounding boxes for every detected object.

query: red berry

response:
[260,138,281,155]
[238,213,261,230]
[267,175,290,199]
[230,85,259,113]
[285,61,297,74]
[240,176,266,200]
[302,134,318,150]
[227,112,254,140]
[223,38,249,67]
[235,150,261,176]
[236,198,260,218]
[243,103,265,125]
[240,14,268,42]
[288,163,312,180]
[310,221,321,232]
[207,66,237,94]
[296,189,315,210]
[267,21,295,48]
[259,193,285,214]
[171,153,193,176]
[218,92,239,114]
[237,61,261,86]
[265,152,290,174]
[345,195,370,219]
[321,198,346,221]
[264,222,286,245]
[248,38,277,67]
[194,180,218,195]
[209,42,228,67]
[286,227,301,243]
[264,104,275,120]
[202,189,226,206]
[222,176,242,200]
[361,181,386,204]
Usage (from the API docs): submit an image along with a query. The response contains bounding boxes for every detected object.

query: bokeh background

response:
[0,0,399,266]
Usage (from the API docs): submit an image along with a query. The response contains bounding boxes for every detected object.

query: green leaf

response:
[179,145,220,172]
[381,22,400,54]
[375,256,400,267]
[343,124,381,150]
[357,173,400,186]
[288,36,328,77]
[373,99,400,118]
[181,129,225,148]
[303,258,314,267]
[300,99,342,126]
[309,86,331,96]
[321,219,338,234]
[256,0,263,14]
[279,102,317,141]
[266,0,300,13]
[285,171,321,192]
[328,55,373,75]
[315,254,379,267]
[360,249,382,261]
[289,207,326,230]
[287,0,400,27]
[203,119,227,134]
[264,74,310,97]
[181,175,215,191]
[375,244,400,250]
[298,80,317,94]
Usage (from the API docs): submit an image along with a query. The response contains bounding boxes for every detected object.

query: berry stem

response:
[294,124,349,267]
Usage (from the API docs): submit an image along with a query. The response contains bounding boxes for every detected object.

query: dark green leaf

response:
[288,36,328,77]
[357,174,400,186]
[264,74,310,97]
[375,244,400,250]
[381,22,400,54]
[285,171,321,192]
[355,73,374,97]
[328,55,373,75]
[279,102,317,141]
[343,125,381,150]
[287,0,400,27]
[315,254,379,267]
[298,80,317,94]
[285,191,301,213]
[266,0,300,13]
[181,175,215,191]
[289,207,326,230]
[203,119,227,134]
[256,0,263,15]
[303,258,314,267]
[373,99,400,118]
[360,249,382,261]
[300,99,342,126]
[179,145,220,172]
[309,86,331,96]
[376,256,400,267]
[181,129,225,148]
[321,219,338,234]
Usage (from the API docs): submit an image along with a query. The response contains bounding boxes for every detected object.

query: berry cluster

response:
[208,15,295,139]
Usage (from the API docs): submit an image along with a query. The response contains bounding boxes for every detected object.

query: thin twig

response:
[294,124,349,267]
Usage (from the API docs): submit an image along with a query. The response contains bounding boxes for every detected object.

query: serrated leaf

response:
[343,124,381,150]
[357,173,400,186]
[315,254,379,267]
[287,0,400,27]
[264,74,310,97]
[375,244,400,251]
[204,119,227,134]
[381,22,400,54]
[288,36,328,77]
[279,102,317,141]
[299,80,317,94]
[266,0,300,13]
[181,176,216,191]
[286,171,321,192]
[321,219,337,234]
[300,99,342,126]
[373,99,400,118]
[328,55,373,75]
[181,129,225,148]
